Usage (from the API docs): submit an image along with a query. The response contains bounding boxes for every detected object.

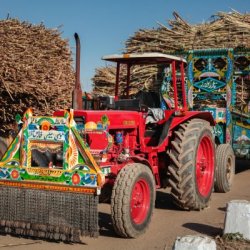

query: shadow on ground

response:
[217,206,226,212]
[155,190,181,210]
[182,222,222,237]
[99,212,119,238]
[236,159,250,174]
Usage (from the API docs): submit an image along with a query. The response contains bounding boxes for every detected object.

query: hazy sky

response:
[0,0,249,91]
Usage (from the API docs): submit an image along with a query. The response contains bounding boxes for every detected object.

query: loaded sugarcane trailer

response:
[186,48,250,192]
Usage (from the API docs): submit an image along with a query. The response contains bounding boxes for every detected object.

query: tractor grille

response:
[0,186,99,242]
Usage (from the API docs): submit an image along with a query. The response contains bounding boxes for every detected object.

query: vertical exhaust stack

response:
[72,33,83,110]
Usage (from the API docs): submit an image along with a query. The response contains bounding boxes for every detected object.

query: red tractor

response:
[55,51,216,238]
[0,35,217,240]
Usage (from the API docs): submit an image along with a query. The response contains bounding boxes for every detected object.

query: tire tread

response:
[168,119,214,210]
[111,163,155,238]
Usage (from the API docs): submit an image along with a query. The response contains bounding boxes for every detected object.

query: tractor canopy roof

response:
[102,52,187,65]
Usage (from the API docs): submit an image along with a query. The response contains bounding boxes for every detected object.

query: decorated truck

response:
[0,108,104,241]
[0,47,224,240]
[186,48,250,192]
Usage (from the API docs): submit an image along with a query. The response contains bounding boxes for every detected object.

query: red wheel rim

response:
[196,135,214,197]
[130,178,150,224]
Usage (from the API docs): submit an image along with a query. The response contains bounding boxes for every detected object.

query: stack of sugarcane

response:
[92,66,117,96]
[92,10,250,104]
[92,64,160,96]
[125,11,250,53]
[0,18,75,134]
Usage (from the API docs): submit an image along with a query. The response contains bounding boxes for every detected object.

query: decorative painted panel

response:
[0,109,104,190]
[187,48,250,159]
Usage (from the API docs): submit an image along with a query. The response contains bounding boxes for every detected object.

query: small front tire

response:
[111,163,155,238]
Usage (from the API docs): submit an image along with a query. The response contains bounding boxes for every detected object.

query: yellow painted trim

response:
[0,180,96,194]
[26,167,64,177]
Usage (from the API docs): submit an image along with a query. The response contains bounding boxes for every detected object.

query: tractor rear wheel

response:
[168,119,215,210]
[214,144,235,193]
[111,163,155,238]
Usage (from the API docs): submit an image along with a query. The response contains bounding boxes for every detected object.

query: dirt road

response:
[0,160,249,250]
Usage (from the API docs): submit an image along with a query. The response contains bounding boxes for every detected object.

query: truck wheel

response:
[168,119,215,210]
[214,144,235,193]
[0,139,8,159]
[111,163,155,238]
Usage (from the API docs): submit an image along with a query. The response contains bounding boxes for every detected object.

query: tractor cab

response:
[101,53,191,148]
[102,52,187,114]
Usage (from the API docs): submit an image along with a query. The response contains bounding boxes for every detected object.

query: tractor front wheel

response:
[168,119,215,210]
[111,163,155,238]
[214,144,235,193]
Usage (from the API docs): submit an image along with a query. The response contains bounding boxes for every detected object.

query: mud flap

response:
[0,186,99,242]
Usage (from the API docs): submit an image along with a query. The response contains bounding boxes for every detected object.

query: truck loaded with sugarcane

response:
[186,48,250,192]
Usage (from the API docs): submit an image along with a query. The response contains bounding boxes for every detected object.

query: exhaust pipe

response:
[72,33,83,110]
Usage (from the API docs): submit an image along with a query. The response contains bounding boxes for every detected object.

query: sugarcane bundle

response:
[91,66,117,96]
[0,18,75,134]
[92,10,250,96]
[125,11,250,53]
[92,64,160,96]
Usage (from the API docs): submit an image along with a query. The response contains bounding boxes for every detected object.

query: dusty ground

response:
[0,160,249,250]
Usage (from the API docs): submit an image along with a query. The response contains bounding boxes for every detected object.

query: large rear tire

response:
[214,144,235,193]
[168,119,215,210]
[111,163,155,238]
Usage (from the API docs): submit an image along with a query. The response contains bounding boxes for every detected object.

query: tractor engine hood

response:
[55,110,143,130]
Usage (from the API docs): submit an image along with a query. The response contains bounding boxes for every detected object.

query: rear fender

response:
[169,111,215,131]
[157,111,215,148]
